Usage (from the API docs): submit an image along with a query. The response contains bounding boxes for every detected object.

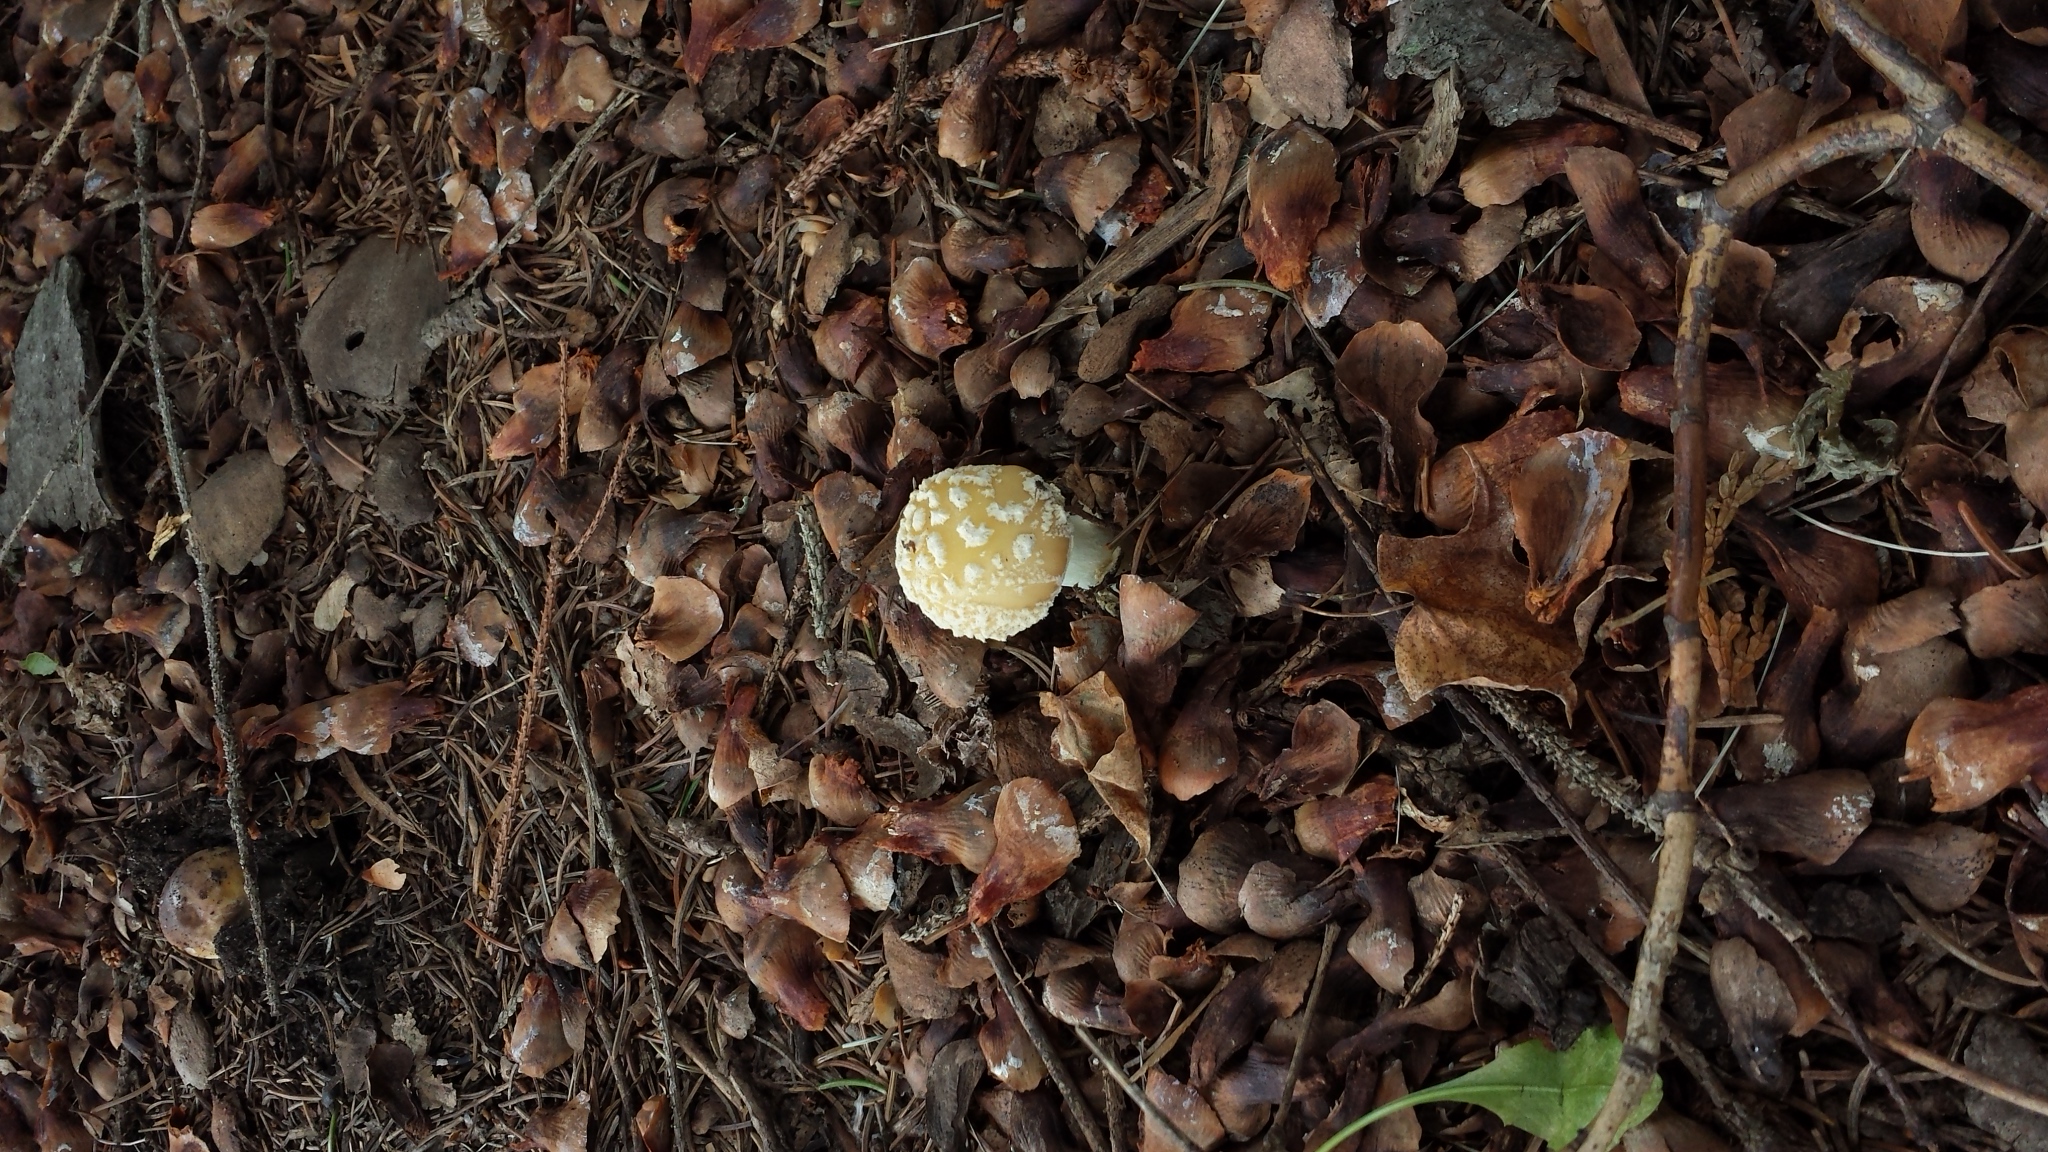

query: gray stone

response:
[299,240,446,407]
[0,257,116,533]
[188,452,284,574]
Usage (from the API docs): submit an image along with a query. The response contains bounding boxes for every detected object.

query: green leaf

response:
[20,652,58,677]
[1308,1026,1660,1152]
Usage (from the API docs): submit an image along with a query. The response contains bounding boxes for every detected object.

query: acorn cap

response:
[896,464,1072,641]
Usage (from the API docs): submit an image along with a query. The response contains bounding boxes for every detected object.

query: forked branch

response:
[1578,0,2048,1144]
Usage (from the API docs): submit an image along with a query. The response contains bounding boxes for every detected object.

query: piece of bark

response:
[0,257,115,532]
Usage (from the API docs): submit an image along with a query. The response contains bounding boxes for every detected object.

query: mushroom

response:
[894,465,1114,641]
[157,847,248,960]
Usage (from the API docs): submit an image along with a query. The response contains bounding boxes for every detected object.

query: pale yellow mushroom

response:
[895,465,1113,641]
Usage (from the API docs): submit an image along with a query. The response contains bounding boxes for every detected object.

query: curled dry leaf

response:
[516,1093,590,1152]
[1240,861,1346,939]
[1805,823,1998,912]
[1132,287,1273,374]
[189,203,278,250]
[757,838,851,942]
[1244,122,1340,294]
[1161,651,1240,800]
[1255,700,1361,804]
[1903,685,2048,811]
[451,591,515,667]
[661,302,733,375]
[637,575,723,662]
[250,682,442,761]
[1350,860,1417,993]
[1336,321,1445,511]
[1564,147,1672,293]
[1042,672,1151,858]
[1826,276,1966,401]
[1294,777,1398,863]
[879,784,1000,871]
[1509,429,1631,624]
[1460,118,1625,206]
[978,993,1048,1090]
[743,915,832,1030]
[888,257,972,360]
[1904,149,2007,284]
[968,777,1082,922]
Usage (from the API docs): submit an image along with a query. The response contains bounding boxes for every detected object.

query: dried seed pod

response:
[977,993,1047,1090]
[968,778,1082,923]
[1244,122,1341,294]
[1564,146,1672,293]
[879,783,1000,871]
[937,22,1016,167]
[1709,769,1873,865]
[1176,821,1268,934]
[888,257,973,361]
[1293,777,1397,863]
[1902,685,2048,812]
[1238,861,1346,939]
[757,838,851,942]
[1804,823,1999,912]
[1710,936,1799,1088]
[1036,137,1142,235]
[808,751,881,826]
[940,217,1028,280]
[743,915,832,1031]
[1348,860,1416,993]
[157,847,248,960]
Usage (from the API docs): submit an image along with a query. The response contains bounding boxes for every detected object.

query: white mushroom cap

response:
[896,465,1072,640]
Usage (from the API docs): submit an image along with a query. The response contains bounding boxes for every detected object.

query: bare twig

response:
[17,0,133,207]
[131,15,283,1018]
[1072,1028,1203,1152]
[1556,87,1701,150]
[1262,921,1340,1148]
[974,920,1114,1152]
[1825,1022,2048,1120]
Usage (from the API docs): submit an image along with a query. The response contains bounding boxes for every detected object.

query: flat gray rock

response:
[1967,1015,2048,1151]
[299,240,446,408]
[1386,0,1582,126]
[0,257,115,533]
[189,451,285,575]
[367,433,435,529]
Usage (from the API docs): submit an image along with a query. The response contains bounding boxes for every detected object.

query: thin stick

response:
[131,19,283,1017]
[974,921,1114,1152]
[17,0,133,207]
[1482,846,1760,1151]
[1826,1022,2048,1121]
[1556,87,1701,150]
[674,1026,787,1152]
[1559,0,1651,112]
[432,452,688,1152]
[1071,1029,1202,1152]
[1263,922,1341,1146]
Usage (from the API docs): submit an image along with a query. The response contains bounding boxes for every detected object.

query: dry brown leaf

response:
[879,784,1000,871]
[363,858,407,890]
[757,838,851,942]
[1209,468,1313,569]
[249,683,442,761]
[1119,575,1198,719]
[889,257,972,360]
[1379,491,1582,706]
[489,354,598,460]
[446,181,496,278]
[637,575,723,662]
[1132,287,1273,374]
[1336,321,1445,510]
[1509,429,1631,624]
[507,971,575,1078]
[1143,1069,1226,1152]
[1037,137,1142,235]
[968,777,1082,922]
[1245,122,1341,294]
[1255,701,1361,804]
[1903,685,2048,811]
[190,203,278,250]
[451,591,515,667]
[1042,672,1151,858]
